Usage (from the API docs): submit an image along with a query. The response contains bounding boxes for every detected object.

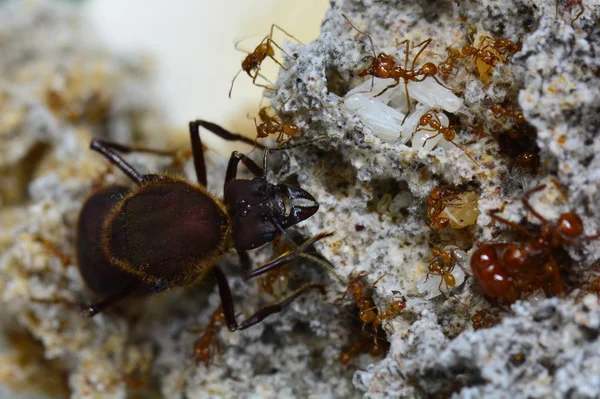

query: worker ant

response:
[426,246,467,295]
[556,0,585,27]
[76,119,332,334]
[342,14,446,123]
[426,186,480,231]
[438,48,463,81]
[229,24,302,98]
[489,103,526,125]
[339,272,406,341]
[254,106,301,145]
[192,306,225,366]
[413,110,480,166]
[471,184,600,304]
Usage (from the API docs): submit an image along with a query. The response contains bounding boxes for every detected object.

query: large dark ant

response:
[342,14,446,123]
[471,184,600,304]
[76,119,332,333]
[229,24,302,98]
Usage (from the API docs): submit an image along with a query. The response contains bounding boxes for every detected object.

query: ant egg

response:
[344,74,462,143]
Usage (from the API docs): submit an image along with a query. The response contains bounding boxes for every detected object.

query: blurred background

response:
[85,0,328,152]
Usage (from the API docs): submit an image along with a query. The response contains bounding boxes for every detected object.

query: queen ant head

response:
[225,177,318,250]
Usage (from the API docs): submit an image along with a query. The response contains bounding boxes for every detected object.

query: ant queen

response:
[76,119,331,332]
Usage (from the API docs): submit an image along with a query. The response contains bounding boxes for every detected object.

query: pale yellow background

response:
[85,0,328,153]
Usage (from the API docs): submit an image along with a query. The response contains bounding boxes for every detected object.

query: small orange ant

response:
[342,14,446,123]
[427,247,459,291]
[480,37,521,60]
[460,36,500,77]
[193,306,225,366]
[229,24,302,98]
[438,48,463,81]
[471,308,501,330]
[489,103,526,125]
[413,111,480,166]
[254,106,302,145]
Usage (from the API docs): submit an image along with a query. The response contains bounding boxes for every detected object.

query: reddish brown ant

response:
[342,14,446,123]
[76,119,332,334]
[340,335,381,366]
[471,184,600,304]
[461,37,499,72]
[471,308,502,330]
[254,106,301,145]
[193,306,225,366]
[426,247,460,293]
[556,0,585,27]
[339,273,405,340]
[489,103,526,125]
[413,111,480,166]
[229,24,302,98]
[427,186,480,231]
[438,48,463,81]
[480,37,521,60]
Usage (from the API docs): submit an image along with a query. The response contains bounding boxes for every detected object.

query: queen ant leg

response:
[241,232,334,280]
[90,140,147,184]
[81,279,145,317]
[213,265,324,331]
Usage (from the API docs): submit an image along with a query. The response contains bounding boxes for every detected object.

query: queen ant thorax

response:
[471,183,600,304]
[412,110,480,167]
[229,24,302,98]
[342,14,448,124]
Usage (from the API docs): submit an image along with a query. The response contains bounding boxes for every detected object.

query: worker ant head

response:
[225,177,318,251]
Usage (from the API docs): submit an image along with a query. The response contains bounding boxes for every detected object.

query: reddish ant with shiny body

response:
[193,306,225,366]
[427,187,461,230]
[229,24,302,98]
[254,106,302,145]
[414,111,480,166]
[438,48,463,81]
[340,272,406,339]
[471,184,600,304]
[342,14,446,122]
[556,0,585,27]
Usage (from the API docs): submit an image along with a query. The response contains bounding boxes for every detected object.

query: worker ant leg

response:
[241,232,333,280]
[213,265,324,331]
[520,184,548,224]
[487,209,533,237]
